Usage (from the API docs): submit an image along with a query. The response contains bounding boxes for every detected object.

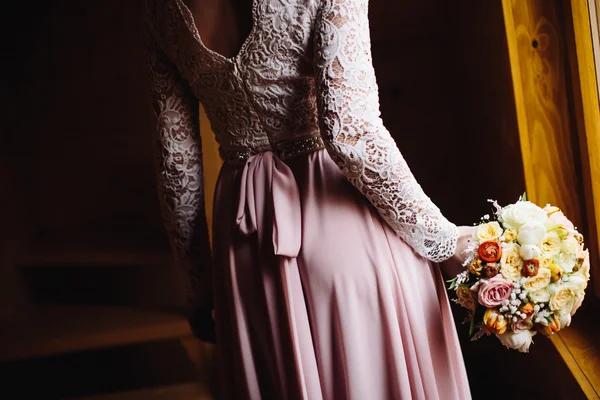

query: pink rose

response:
[473,275,513,307]
[511,317,533,333]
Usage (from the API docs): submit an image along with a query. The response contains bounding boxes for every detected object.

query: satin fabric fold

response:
[212,150,470,400]
[235,152,302,258]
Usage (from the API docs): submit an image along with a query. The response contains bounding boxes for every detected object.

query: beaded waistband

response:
[219,135,325,163]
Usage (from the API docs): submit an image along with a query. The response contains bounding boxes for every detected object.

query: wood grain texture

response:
[504,1,600,397]
[502,0,585,228]
[567,0,600,297]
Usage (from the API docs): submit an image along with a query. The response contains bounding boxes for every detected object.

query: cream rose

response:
[538,257,554,269]
[579,252,591,280]
[549,287,576,311]
[497,329,536,353]
[571,294,585,316]
[520,244,542,260]
[541,232,561,256]
[501,201,547,230]
[500,243,523,281]
[529,289,551,303]
[524,267,551,292]
[475,222,503,242]
[517,222,546,245]
[501,227,518,243]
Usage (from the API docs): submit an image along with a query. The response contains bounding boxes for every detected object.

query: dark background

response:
[0,1,585,399]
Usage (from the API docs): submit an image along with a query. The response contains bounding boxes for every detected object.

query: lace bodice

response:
[143,0,458,304]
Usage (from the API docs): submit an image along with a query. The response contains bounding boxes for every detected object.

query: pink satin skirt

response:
[211,149,471,400]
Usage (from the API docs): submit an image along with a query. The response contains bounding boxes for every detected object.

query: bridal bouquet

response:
[448,194,591,352]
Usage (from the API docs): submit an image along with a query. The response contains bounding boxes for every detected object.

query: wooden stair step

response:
[68,382,213,400]
[17,243,172,268]
[0,304,192,362]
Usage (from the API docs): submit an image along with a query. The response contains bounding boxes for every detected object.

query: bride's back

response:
[145,0,321,157]
[181,0,254,60]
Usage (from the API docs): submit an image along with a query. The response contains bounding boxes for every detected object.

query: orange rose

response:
[522,259,540,277]
[478,241,502,263]
[538,316,560,337]
[520,303,534,316]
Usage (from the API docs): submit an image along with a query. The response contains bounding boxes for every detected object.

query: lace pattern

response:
[144,0,458,266]
[143,18,212,307]
[313,0,457,262]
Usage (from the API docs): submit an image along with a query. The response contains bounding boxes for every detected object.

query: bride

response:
[143,0,475,398]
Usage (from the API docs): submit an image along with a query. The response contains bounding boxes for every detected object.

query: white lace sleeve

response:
[313,0,458,262]
[143,21,213,307]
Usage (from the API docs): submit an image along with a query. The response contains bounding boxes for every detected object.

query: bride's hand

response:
[440,225,477,280]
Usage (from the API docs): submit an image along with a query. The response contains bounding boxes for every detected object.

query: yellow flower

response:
[469,259,484,276]
[456,286,477,310]
[500,243,523,281]
[475,222,504,242]
[550,287,575,311]
[548,263,563,283]
[541,232,561,256]
[524,267,551,292]
[501,228,517,243]
[483,308,508,335]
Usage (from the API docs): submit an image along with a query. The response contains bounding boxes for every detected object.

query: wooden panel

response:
[552,299,600,399]
[566,0,600,297]
[502,0,585,230]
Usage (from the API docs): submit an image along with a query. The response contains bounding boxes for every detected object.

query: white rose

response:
[501,201,547,230]
[541,232,562,256]
[517,222,546,245]
[497,329,536,353]
[520,244,542,260]
[529,289,551,303]
[500,243,523,281]
[475,221,503,242]
[561,236,580,255]
[556,252,577,273]
[563,274,588,295]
